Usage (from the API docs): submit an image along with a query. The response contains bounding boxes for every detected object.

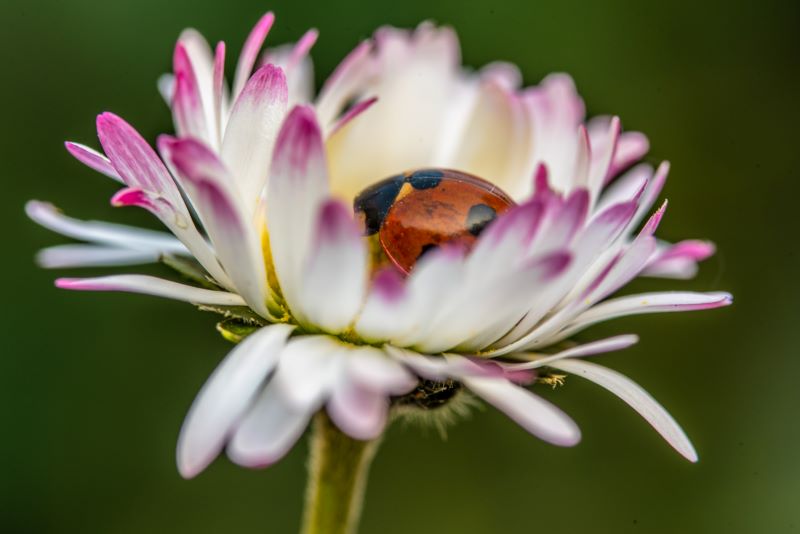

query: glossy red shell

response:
[354,169,515,274]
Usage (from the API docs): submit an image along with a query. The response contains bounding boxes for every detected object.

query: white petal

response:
[463,376,581,446]
[177,324,294,477]
[299,200,368,333]
[157,73,175,104]
[345,345,417,394]
[270,335,342,409]
[25,200,187,253]
[325,24,462,200]
[56,275,246,306]
[36,244,160,268]
[384,346,465,382]
[505,334,639,370]
[227,381,312,468]
[548,358,698,462]
[438,78,533,196]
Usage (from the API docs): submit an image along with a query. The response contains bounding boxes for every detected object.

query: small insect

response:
[354,169,516,274]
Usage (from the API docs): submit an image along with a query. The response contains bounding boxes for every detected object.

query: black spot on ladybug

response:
[353,174,405,235]
[416,243,439,262]
[407,169,443,190]
[465,203,497,236]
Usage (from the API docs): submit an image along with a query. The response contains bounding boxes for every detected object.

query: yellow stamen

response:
[538,373,567,389]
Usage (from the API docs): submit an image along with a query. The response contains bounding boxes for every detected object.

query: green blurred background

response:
[1,0,797,532]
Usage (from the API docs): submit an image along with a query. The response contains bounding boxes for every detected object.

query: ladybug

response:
[353,169,516,274]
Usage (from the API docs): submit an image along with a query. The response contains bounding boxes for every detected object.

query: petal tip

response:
[54,278,79,289]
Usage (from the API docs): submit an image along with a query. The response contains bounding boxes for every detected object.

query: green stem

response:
[300,412,381,534]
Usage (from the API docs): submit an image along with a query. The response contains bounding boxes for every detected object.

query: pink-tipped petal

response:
[172,43,209,142]
[55,275,246,306]
[221,64,288,208]
[548,359,698,462]
[354,268,411,343]
[453,250,574,352]
[463,376,581,447]
[177,28,216,127]
[299,200,369,333]
[327,379,389,441]
[316,40,373,127]
[287,28,318,71]
[107,186,232,289]
[377,245,467,349]
[259,40,315,106]
[233,12,275,99]
[595,163,653,212]
[608,131,649,180]
[577,203,668,308]
[65,142,123,183]
[327,96,378,137]
[177,324,294,478]
[642,240,716,280]
[587,116,620,203]
[629,161,670,231]
[416,248,571,354]
[162,137,271,317]
[529,188,590,254]
[465,199,546,282]
[525,73,587,193]
[555,291,733,342]
[573,124,591,189]
[588,116,646,190]
[566,200,638,277]
[267,106,330,321]
[212,41,227,147]
[95,113,179,201]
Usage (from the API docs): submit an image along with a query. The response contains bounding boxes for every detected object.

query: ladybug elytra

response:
[353,169,516,274]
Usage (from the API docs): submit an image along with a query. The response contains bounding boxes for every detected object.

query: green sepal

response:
[216,318,261,344]
[197,304,269,326]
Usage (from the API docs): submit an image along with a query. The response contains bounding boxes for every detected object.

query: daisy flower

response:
[27,11,731,532]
